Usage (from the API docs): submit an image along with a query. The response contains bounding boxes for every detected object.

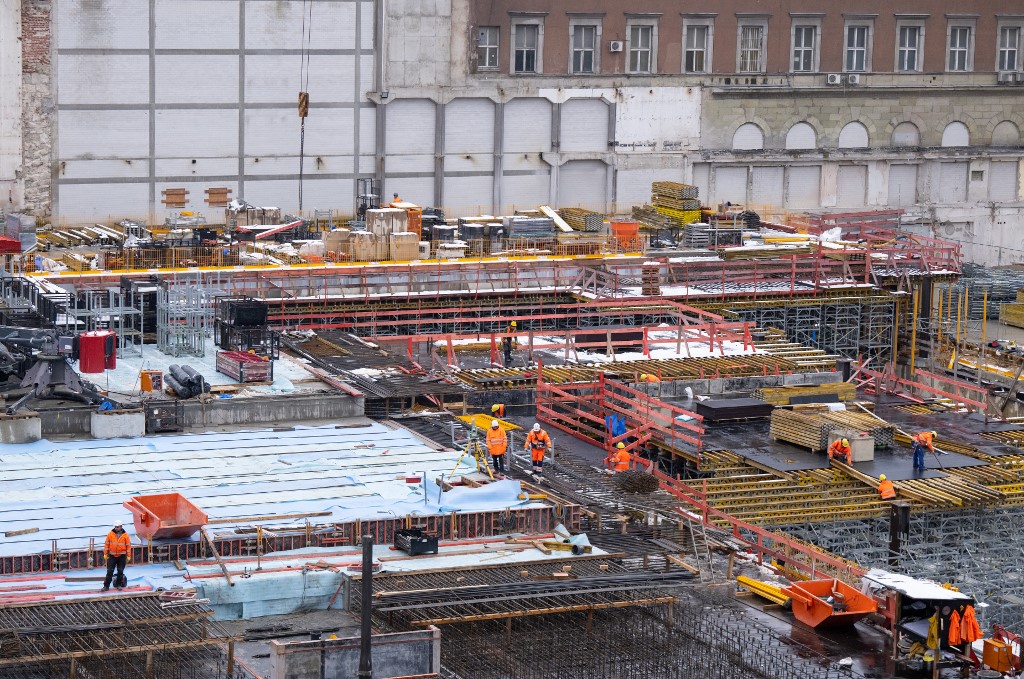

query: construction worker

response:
[912,430,936,470]
[491,403,506,418]
[827,437,852,465]
[102,520,132,592]
[877,473,896,500]
[611,442,631,473]
[638,373,661,383]
[525,423,552,473]
[502,321,517,366]
[485,420,508,474]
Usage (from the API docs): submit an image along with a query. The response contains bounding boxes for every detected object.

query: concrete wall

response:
[269,627,441,679]
[0,0,22,210]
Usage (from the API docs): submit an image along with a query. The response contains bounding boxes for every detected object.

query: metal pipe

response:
[357,535,374,678]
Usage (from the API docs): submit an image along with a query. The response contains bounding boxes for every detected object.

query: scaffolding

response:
[57,287,143,357]
[156,273,228,357]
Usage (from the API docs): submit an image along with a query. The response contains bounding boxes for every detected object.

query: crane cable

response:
[298,0,313,209]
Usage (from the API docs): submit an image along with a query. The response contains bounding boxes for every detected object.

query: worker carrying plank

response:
[491,403,506,418]
[877,473,896,500]
[101,520,132,592]
[525,423,552,473]
[911,430,936,470]
[827,437,852,465]
[486,420,508,474]
[610,441,631,473]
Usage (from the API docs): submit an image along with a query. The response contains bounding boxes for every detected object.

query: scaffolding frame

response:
[57,287,143,357]
[156,273,229,357]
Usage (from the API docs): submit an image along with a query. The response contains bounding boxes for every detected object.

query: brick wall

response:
[21,0,52,217]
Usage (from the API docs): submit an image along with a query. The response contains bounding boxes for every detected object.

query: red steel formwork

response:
[0,505,580,575]
[850,363,988,412]
[535,371,704,466]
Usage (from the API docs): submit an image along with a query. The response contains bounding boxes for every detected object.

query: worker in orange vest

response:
[525,423,552,473]
[102,520,132,592]
[912,430,936,470]
[502,321,517,366]
[491,404,506,418]
[611,442,631,472]
[485,420,508,474]
[877,473,896,500]
[639,373,660,383]
[827,437,852,465]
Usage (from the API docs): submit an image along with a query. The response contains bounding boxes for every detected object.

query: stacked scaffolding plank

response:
[753,382,857,405]
[769,409,824,450]
[559,207,605,232]
[818,411,896,448]
[651,182,702,227]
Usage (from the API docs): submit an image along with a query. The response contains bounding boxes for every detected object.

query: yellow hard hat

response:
[510,321,517,327]
[491,404,500,412]
[640,374,648,380]
[841,438,849,446]
[616,442,625,449]
[879,474,886,481]
[931,431,937,437]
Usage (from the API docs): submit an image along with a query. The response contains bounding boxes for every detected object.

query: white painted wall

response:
[0,0,22,207]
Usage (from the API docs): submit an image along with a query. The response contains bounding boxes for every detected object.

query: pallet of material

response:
[559,207,605,232]
[652,182,699,200]
[631,205,677,230]
[1000,301,1024,329]
[769,409,824,450]
[215,350,274,383]
[753,383,857,405]
[817,411,895,449]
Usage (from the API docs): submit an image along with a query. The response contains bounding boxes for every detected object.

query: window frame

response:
[476,26,500,71]
[510,17,545,75]
[568,17,602,75]
[945,21,974,73]
[736,16,769,74]
[997,21,1024,72]
[790,16,823,73]
[894,18,927,73]
[626,17,659,74]
[682,14,716,74]
[843,19,874,73]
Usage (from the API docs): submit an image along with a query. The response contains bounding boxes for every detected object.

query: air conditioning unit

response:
[997,70,1019,85]
[825,73,843,85]
[846,73,862,85]
[609,40,624,53]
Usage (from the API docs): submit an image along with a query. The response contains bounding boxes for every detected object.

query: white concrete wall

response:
[0,0,22,208]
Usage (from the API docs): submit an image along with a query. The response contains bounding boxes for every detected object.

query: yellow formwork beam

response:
[736,576,790,607]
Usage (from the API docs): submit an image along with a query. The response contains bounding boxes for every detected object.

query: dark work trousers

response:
[502,338,513,366]
[104,554,127,589]
[492,453,506,474]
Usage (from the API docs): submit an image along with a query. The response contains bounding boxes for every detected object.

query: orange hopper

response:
[123,493,209,540]
[781,578,877,629]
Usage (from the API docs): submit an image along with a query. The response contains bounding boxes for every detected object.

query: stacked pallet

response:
[753,382,857,406]
[999,289,1024,328]
[818,411,895,449]
[503,215,554,239]
[559,207,605,232]
[652,181,699,200]
[631,204,677,231]
[682,223,744,248]
[651,181,702,227]
[641,264,661,296]
[770,409,824,450]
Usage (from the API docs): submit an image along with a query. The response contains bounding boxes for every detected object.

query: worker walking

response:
[912,430,936,470]
[877,473,896,500]
[485,420,508,474]
[525,423,552,474]
[502,321,517,366]
[827,437,853,465]
[491,403,506,418]
[102,520,132,592]
[610,441,631,473]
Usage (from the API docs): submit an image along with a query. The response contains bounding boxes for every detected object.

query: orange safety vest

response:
[525,430,551,461]
[913,432,935,451]
[828,440,852,462]
[614,449,631,472]
[491,404,506,418]
[485,427,508,456]
[105,530,131,557]
[878,479,896,500]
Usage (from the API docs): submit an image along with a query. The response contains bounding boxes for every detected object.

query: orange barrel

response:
[610,221,640,250]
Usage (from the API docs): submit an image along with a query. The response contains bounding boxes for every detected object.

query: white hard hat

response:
[532,423,541,432]
[491,419,499,428]
[113,520,122,528]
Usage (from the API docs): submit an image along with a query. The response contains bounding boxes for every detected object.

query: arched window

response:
[838,122,869,149]
[993,121,1020,146]
[732,123,764,150]
[891,122,920,147]
[785,122,817,150]
[941,121,970,147]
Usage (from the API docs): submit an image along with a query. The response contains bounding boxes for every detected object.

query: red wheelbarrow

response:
[781,578,877,629]
[123,493,209,540]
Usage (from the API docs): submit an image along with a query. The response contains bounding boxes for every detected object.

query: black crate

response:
[394,528,439,556]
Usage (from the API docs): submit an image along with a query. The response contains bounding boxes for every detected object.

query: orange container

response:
[781,579,877,628]
[610,220,641,250]
[123,493,209,540]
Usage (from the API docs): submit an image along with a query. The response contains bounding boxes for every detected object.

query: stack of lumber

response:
[818,411,896,448]
[770,409,824,450]
[631,204,677,230]
[651,181,701,226]
[559,207,605,232]
[652,181,699,200]
[1000,289,1024,328]
[753,382,857,405]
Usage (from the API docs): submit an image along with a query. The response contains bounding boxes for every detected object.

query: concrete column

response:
[0,412,41,443]
[493,102,504,213]
[434,101,445,208]
[0,0,22,208]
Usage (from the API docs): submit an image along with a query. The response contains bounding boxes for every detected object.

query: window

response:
[947,26,970,71]
[845,24,870,72]
[571,25,597,74]
[792,25,816,72]
[897,25,922,72]
[628,24,654,73]
[999,26,1020,71]
[477,27,499,70]
[738,25,765,73]
[685,25,709,73]
[513,24,540,73]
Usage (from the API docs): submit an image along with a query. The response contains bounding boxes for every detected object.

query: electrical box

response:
[983,639,1012,673]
